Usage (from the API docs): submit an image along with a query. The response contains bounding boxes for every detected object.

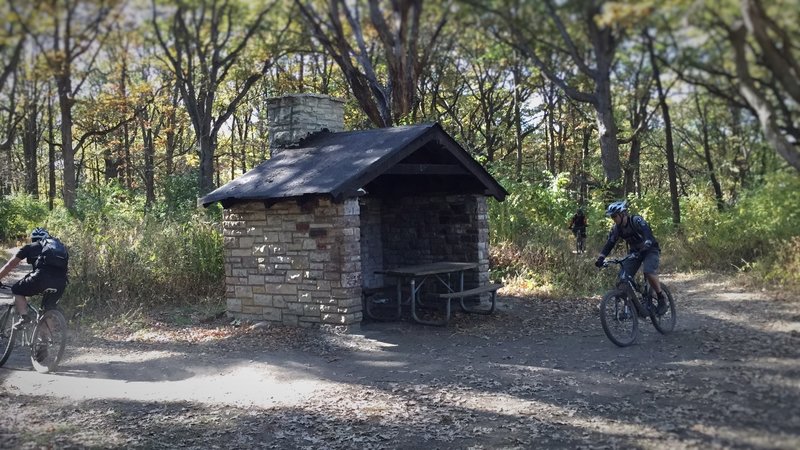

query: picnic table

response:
[370,262,502,326]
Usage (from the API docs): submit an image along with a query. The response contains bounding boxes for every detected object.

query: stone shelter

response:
[199,94,507,329]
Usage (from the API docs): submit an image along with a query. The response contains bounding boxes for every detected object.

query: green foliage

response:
[157,170,203,220]
[489,170,576,244]
[675,171,800,278]
[488,167,800,296]
[0,194,50,242]
[488,169,611,296]
[5,183,224,319]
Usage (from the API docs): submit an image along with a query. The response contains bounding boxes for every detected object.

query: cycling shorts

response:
[11,270,67,310]
[621,250,660,276]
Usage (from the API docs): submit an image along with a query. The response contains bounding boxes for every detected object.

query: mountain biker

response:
[568,208,588,240]
[0,228,68,328]
[594,201,668,315]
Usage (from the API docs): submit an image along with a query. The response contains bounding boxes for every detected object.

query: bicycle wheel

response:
[30,309,68,373]
[600,289,639,347]
[650,284,676,335]
[0,305,15,367]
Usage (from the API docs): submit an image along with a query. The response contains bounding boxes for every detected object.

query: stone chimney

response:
[267,94,345,157]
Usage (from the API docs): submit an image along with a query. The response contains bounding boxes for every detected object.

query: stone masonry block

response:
[265,284,298,295]
[285,270,303,282]
[262,307,283,322]
[227,298,242,312]
[248,275,265,285]
[253,295,273,307]
[242,305,263,315]
[234,285,253,298]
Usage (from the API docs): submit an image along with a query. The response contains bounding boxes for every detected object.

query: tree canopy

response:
[0,0,796,216]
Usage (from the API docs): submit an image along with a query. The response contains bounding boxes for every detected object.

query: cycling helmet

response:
[605,201,628,217]
[31,227,50,242]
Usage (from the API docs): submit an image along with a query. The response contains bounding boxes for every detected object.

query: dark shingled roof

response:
[199,123,507,208]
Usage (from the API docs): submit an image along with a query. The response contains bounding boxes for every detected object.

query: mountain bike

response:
[570,227,586,253]
[0,283,68,373]
[599,255,676,347]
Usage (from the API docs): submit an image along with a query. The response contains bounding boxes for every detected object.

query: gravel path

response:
[1,272,798,449]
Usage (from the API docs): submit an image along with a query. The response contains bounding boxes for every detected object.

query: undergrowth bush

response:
[2,182,224,319]
[0,194,50,241]
[488,168,800,296]
[488,172,617,297]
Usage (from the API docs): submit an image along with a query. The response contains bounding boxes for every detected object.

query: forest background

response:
[0,0,798,324]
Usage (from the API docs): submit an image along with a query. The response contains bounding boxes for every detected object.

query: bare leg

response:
[644,273,662,297]
[14,294,29,316]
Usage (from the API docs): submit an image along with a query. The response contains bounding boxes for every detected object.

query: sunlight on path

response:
[3,350,341,408]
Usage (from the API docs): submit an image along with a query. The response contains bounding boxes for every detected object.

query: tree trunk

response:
[547,106,555,174]
[123,122,132,190]
[57,77,77,210]
[22,107,40,197]
[240,115,249,174]
[165,82,180,176]
[730,23,800,171]
[513,67,523,180]
[47,92,56,210]
[696,96,724,211]
[142,125,155,207]
[646,31,680,224]
[594,77,622,190]
[199,132,216,195]
[580,126,591,204]
[588,6,623,194]
[624,138,641,197]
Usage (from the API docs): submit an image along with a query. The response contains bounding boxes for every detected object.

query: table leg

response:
[396,281,402,318]
[410,276,450,326]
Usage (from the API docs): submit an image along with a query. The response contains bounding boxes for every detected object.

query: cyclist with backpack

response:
[0,228,69,328]
[568,208,588,240]
[594,201,668,315]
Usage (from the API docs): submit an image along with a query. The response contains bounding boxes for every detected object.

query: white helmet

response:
[31,227,50,242]
[605,201,628,217]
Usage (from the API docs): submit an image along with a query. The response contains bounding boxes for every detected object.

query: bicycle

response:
[598,254,676,347]
[569,227,586,253]
[0,283,68,373]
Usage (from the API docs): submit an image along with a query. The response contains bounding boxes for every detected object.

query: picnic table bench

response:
[367,262,503,326]
[436,282,503,315]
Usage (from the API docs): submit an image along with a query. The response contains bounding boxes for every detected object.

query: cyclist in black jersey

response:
[594,201,668,315]
[568,208,588,239]
[0,228,68,328]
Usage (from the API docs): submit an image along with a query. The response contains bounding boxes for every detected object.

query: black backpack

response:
[36,237,69,269]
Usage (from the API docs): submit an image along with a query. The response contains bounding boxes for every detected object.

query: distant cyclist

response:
[568,208,588,241]
[594,201,668,315]
[0,228,68,328]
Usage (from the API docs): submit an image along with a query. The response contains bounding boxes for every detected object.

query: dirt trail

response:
[1,269,798,449]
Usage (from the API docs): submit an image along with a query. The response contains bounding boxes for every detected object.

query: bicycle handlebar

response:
[602,254,637,267]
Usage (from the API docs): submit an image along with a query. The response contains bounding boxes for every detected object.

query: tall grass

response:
[1,182,224,319]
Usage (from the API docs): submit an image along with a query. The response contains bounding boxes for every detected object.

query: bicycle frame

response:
[600,255,676,346]
[610,257,652,318]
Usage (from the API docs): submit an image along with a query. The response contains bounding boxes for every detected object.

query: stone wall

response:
[375,194,489,289]
[267,94,345,155]
[223,198,362,328]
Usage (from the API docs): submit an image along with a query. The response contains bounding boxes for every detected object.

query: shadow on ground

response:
[1,272,799,449]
